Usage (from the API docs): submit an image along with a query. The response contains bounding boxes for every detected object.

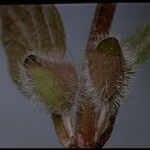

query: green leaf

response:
[22,54,78,113]
[126,22,150,64]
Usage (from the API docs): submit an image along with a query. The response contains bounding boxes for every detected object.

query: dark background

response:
[0,3,150,148]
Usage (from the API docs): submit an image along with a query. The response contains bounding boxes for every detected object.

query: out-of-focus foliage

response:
[126,22,150,64]
[0,5,66,86]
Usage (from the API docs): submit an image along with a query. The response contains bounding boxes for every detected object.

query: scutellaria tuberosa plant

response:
[0,4,150,148]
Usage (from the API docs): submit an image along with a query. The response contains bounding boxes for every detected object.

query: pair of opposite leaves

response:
[0,5,124,113]
[0,5,150,148]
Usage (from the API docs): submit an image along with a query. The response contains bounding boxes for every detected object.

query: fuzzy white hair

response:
[17,50,76,114]
[76,32,137,116]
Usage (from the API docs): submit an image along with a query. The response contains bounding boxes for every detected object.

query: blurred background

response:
[0,3,150,148]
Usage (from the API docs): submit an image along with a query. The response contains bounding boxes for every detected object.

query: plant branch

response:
[87,3,117,51]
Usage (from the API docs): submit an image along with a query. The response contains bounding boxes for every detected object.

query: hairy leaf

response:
[21,54,78,114]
